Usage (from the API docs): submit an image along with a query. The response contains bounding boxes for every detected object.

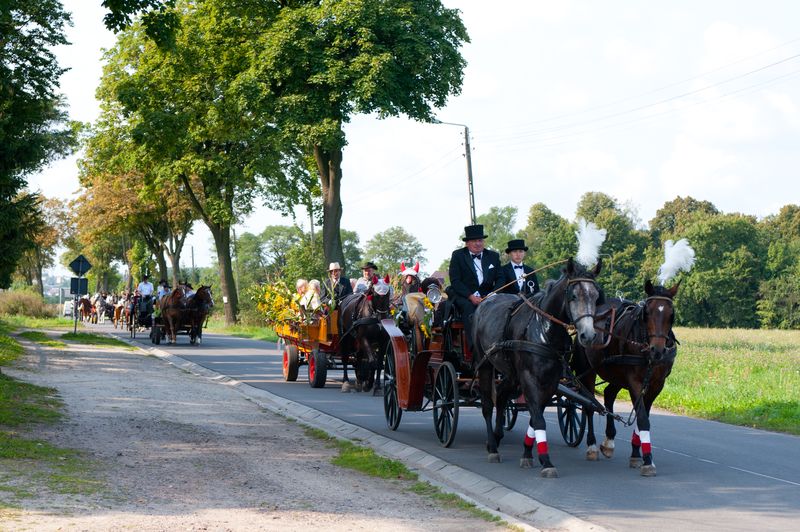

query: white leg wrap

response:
[640,430,651,444]
[534,429,547,443]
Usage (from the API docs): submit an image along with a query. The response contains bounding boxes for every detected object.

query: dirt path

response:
[1,332,505,531]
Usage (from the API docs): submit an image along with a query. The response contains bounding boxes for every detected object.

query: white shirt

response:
[137,281,154,296]
[157,285,170,299]
[511,262,524,290]
[354,277,371,294]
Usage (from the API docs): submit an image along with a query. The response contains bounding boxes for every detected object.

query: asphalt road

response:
[103,324,799,531]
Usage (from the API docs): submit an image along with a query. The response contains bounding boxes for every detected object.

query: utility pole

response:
[191,246,196,283]
[432,119,476,225]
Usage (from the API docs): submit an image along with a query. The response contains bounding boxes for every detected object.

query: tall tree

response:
[101,3,310,324]
[15,196,67,295]
[476,206,517,257]
[253,0,469,267]
[364,226,426,275]
[0,1,76,287]
[519,203,576,281]
[648,196,719,245]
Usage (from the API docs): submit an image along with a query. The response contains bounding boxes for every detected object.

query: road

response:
[104,324,799,531]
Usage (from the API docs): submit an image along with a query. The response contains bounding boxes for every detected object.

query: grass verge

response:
[0,315,76,331]
[60,332,133,349]
[17,331,67,349]
[304,428,506,527]
[204,317,277,342]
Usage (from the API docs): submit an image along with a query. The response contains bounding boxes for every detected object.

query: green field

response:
[658,327,800,434]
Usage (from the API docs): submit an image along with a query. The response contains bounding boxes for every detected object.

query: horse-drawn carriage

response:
[150,286,214,345]
[276,311,341,388]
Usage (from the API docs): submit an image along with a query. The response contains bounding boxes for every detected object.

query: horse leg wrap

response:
[524,426,535,448]
[535,429,548,455]
[631,429,641,448]
[640,430,652,455]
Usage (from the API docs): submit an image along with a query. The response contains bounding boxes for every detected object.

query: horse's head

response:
[399,261,421,294]
[368,274,392,317]
[194,285,214,309]
[643,279,678,362]
[561,257,603,347]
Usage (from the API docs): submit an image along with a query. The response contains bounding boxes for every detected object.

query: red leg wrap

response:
[537,441,548,455]
[631,433,641,446]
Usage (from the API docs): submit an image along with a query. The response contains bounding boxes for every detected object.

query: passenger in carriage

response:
[447,224,503,349]
[320,262,352,308]
[183,282,195,299]
[354,261,378,294]
[498,239,540,297]
[156,279,171,301]
[301,279,322,314]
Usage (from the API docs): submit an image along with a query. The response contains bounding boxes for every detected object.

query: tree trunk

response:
[167,252,181,287]
[209,223,238,325]
[156,248,168,283]
[314,144,345,272]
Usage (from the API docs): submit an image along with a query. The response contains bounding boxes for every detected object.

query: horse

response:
[571,280,679,477]
[186,285,213,344]
[337,275,392,393]
[114,296,127,329]
[472,258,603,478]
[77,297,93,322]
[160,288,187,344]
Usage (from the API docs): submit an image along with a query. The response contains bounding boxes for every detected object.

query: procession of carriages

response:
[272,223,692,477]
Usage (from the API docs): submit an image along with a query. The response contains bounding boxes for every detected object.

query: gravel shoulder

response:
[1,331,502,531]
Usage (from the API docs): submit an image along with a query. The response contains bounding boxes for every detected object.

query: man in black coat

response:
[499,239,540,296]
[448,224,502,349]
[320,262,353,308]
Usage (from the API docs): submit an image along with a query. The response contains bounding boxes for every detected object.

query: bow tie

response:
[472,253,482,260]
[513,265,524,269]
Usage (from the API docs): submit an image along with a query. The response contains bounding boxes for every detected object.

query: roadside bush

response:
[0,290,54,318]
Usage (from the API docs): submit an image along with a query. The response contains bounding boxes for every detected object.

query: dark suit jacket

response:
[498,262,540,296]
[448,247,503,299]
[320,276,352,305]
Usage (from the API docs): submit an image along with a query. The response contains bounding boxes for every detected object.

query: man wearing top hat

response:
[499,239,540,296]
[320,262,353,308]
[448,224,503,348]
[354,261,378,294]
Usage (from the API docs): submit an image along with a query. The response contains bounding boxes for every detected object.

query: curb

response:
[117,333,609,532]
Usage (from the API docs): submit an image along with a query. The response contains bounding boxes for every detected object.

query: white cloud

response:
[604,38,657,77]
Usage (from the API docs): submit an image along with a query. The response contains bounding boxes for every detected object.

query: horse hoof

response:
[629,457,643,469]
[540,467,559,478]
[488,453,501,463]
[600,444,615,459]
[586,446,599,461]
[520,458,534,469]
[341,382,352,393]
[640,464,657,477]
[372,386,382,397]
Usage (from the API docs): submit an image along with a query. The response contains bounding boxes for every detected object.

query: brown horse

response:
[186,286,213,344]
[77,297,93,322]
[160,286,213,344]
[160,288,186,344]
[571,280,679,477]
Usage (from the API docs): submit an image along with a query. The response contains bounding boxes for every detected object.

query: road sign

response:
[69,254,92,276]
[70,277,88,295]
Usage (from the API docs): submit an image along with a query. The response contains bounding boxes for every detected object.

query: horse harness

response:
[339,293,390,340]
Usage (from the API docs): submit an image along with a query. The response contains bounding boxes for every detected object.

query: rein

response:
[486,258,569,298]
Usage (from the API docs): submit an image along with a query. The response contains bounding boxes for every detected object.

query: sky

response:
[29,1,800,277]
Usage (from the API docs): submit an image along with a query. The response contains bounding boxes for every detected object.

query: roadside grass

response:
[304,428,506,527]
[655,327,800,435]
[0,329,103,507]
[17,331,66,349]
[0,315,76,331]
[60,332,133,349]
[204,316,277,343]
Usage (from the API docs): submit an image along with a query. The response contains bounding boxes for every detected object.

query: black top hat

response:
[142,273,150,279]
[505,239,529,253]
[361,261,378,270]
[462,224,488,241]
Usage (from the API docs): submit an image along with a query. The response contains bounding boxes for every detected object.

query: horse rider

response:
[354,261,378,294]
[498,238,540,297]
[320,262,353,309]
[447,224,502,350]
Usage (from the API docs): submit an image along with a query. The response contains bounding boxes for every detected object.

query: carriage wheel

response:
[283,345,300,381]
[382,342,402,431]
[130,313,137,339]
[504,397,518,431]
[153,326,161,345]
[433,362,459,447]
[557,396,587,447]
[308,349,328,388]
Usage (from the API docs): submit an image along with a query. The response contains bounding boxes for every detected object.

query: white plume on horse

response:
[657,239,696,285]
[575,218,607,267]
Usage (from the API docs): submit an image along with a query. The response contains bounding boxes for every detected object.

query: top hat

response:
[328,262,342,271]
[505,239,529,253]
[361,261,378,270]
[142,273,150,279]
[462,224,488,241]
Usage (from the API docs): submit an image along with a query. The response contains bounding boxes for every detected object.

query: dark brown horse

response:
[472,258,603,478]
[572,280,679,477]
[338,275,392,393]
[77,297,93,322]
[186,286,213,344]
[160,288,187,344]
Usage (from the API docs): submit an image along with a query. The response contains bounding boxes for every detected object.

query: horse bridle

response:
[564,277,601,326]
[642,295,675,344]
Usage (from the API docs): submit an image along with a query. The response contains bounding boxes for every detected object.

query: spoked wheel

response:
[382,342,402,431]
[308,349,327,388]
[283,345,299,381]
[432,361,459,447]
[130,312,137,339]
[153,326,161,345]
[504,397,518,431]
[557,396,587,447]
